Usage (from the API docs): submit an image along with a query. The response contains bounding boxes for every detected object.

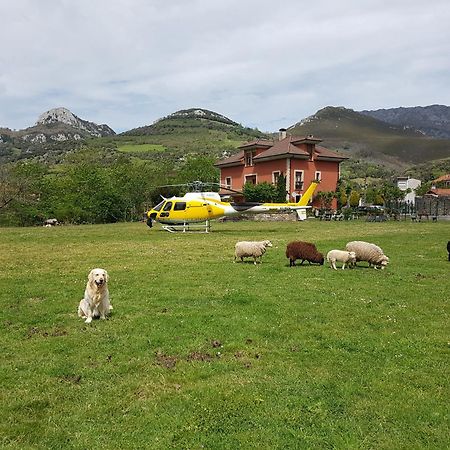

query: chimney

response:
[306,134,314,159]
[279,128,287,140]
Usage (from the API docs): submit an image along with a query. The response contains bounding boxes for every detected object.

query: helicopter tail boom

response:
[295,181,319,206]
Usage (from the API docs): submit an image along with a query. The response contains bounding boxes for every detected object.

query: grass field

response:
[1,220,449,449]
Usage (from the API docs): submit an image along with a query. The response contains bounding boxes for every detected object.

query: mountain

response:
[36,107,115,138]
[0,108,115,163]
[288,106,450,168]
[360,105,450,139]
[124,108,250,135]
[117,108,266,160]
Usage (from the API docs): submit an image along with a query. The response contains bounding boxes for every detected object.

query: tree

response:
[0,162,47,225]
[243,182,277,202]
[176,155,219,187]
[415,181,432,196]
[364,186,378,205]
[349,190,360,207]
[275,173,287,202]
[380,183,404,205]
[315,191,335,210]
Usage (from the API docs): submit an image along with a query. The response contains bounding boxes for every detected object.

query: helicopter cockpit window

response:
[173,202,186,211]
[152,200,165,212]
[163,201,173,211]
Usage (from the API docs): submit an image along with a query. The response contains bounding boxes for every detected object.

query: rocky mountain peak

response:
[37,107,79,127]
[35,107,115,137]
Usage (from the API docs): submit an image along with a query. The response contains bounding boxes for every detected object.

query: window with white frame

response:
[292,192,302,203]
[272,171,281,184]
[244,151,253,167]
[225,177,232,189]
[294,170,304,190]
[245,174,257,185]
[315,171,322,182]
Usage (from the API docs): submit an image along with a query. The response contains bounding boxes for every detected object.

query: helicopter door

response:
[159,201,173,218]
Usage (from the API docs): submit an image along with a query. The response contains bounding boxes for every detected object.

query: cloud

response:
[1,0,449,132]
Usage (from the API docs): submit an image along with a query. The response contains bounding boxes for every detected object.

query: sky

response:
[1,0,449,133]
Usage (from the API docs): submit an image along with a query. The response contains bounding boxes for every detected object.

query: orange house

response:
[215,131,347,209]
[426,174,450,198]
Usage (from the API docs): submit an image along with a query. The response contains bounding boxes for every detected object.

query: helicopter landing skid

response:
[161,220,211,233]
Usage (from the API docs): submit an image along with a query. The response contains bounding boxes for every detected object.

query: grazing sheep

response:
[326,249,356,270]
[44,218,59,226]
[286,241,324,267]
[345,240,389,269]
[234,240,272,265]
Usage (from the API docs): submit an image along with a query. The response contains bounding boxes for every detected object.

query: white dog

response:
[78,268,112,323]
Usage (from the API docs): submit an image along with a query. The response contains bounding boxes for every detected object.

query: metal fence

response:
[383,199,416,217]
[381,197,450,220]
[414,196,450,217]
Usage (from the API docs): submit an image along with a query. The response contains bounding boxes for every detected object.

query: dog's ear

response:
[104,270,109,283]
[88,269,95,283]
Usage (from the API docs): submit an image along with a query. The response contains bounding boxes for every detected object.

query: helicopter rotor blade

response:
[201,182,243,195]
[149,180,243,195]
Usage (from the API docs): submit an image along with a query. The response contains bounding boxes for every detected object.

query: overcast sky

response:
[1,0,449,132]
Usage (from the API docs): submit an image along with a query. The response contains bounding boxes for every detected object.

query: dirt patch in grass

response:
[155,351,178,369]
[186,351,212,362]
[26,326,68,338]
[59,374,82,384]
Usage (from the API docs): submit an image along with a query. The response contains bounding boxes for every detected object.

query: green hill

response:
[288,106,450,168]
[117,108,266,162]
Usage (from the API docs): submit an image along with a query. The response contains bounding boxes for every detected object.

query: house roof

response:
[427,188,450,197]
[253,135,310,160]
[215,135,347,167]
[215,150,244,167]
[253,136,347,162]
[433,174,450,183]
[314,145,348,161]
[238,139,273,150]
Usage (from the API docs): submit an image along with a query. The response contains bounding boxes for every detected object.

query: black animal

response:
[447,241,450,261]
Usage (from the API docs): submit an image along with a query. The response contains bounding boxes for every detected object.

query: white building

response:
[397,177,421,203]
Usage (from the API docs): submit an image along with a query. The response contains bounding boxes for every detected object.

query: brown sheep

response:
[286,241,324,267]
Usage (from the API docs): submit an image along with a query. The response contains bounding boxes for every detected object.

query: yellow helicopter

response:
[146,181,319,232]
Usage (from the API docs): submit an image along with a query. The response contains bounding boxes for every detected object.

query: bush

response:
[243,182,277,202]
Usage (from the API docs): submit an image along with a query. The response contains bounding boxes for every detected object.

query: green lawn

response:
[1,220,449,449]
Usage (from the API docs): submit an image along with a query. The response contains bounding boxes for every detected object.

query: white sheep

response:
[326,249,356,270]
[234,240,273,265]
[345,240,389,269]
